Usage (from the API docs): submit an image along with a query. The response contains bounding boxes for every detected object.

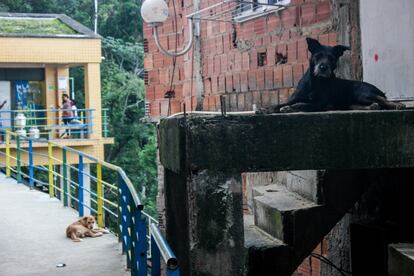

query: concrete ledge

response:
[160,111,414,173]
[244,215,295,276]
[388,243,414,276]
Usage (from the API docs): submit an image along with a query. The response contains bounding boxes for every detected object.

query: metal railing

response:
[0,129,179,276]
[102,108,109,138]
[0,108,94,140]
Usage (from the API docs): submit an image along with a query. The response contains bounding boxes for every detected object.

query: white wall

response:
[0,81,11,128]
[360,0,414,100]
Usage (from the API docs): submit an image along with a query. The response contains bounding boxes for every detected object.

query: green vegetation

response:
[0,18,77,35]
[0,1,156,216]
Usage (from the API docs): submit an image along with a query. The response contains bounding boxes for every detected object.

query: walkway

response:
[0,173,129,276]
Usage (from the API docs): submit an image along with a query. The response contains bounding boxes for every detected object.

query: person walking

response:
[60,94,73,138]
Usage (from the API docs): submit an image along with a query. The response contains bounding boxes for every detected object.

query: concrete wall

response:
[360,0,414,100]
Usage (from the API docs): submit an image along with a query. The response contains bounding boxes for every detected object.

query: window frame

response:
[235,0,291,23]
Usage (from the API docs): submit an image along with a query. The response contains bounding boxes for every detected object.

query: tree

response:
[1,1,156,215]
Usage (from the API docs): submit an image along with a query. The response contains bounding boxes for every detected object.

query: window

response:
[237,0,290,22]
[258,52,267,67]
[143,39,149,53]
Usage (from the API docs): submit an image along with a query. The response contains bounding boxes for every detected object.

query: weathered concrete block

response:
[244,214,295,276]
[244,172,282,212]
[252,169,367,252]
[164,169,191,275]
[253,184,321,244]
[165,168,244,276]
[160,111,414,173]
[388,244,414,276]
[245,170,323,206]
[285,170,324,203]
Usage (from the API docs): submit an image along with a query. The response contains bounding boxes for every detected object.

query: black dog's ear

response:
[333,45,350,58]
[306,37,322,54]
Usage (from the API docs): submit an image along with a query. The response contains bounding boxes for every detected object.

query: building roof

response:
[0,13,100,39]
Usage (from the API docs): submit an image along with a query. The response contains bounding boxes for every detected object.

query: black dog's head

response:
[307,37,350,78]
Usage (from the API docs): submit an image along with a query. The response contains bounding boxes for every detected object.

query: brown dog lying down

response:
[66,215,109,242]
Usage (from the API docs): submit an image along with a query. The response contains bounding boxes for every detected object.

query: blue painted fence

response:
[0,130,179,276]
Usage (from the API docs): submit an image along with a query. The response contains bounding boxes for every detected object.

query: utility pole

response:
[94,0,98,34]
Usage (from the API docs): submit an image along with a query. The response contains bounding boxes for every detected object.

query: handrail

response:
[150,223,179,271]
[0,129,178,276]
[0,108,95,112]
[0,108,111,140]
[47,140,143,209]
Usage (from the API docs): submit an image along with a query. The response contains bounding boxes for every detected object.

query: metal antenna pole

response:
[94,0,98,34]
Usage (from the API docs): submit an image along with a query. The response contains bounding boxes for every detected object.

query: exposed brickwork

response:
[294,241,329,276]
[144,0,338,118]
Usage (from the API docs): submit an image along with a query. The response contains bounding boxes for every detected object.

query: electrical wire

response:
[310,253,352,276]
[189,31,195,111]
[167,0,179,116]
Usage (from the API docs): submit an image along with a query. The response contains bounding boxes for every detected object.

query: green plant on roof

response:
[0,18,78,35]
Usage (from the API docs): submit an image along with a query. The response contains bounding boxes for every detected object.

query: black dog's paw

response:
[368,103,380,110]
[280,106,295,113]
[256,106,281,114]
[396,103,406,110]
[255,108,271,115]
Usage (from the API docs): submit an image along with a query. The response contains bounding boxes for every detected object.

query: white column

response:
[83,164,91,216]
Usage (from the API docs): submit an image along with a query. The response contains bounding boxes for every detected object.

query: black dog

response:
[259,38,405,113]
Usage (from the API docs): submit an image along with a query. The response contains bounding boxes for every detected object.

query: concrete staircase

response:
[244,170,367,276]
[159,112,414,276]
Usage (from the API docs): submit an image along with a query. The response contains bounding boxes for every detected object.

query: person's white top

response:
[71,105,78,118]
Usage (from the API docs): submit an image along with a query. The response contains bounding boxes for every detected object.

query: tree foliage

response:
[103,37,144,75]
[1,1,156,215]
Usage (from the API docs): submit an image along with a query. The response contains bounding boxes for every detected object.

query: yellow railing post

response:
[97,163,103,227]
[5,129,10,177]
[48,142,54,198]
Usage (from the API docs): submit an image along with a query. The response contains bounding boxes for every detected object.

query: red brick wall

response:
[295,241,328,276]
[144,0,338,119]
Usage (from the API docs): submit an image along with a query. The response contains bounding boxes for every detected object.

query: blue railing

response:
[0,129,179,276]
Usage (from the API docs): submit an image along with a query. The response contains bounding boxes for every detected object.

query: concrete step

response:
[244,214,296,276]
[253,184,324,246]
[273,170,324,204]
[388,243,414,276]
[246,171,371,275]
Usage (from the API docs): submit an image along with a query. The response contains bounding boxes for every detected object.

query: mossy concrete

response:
[164,169,244,276]
[159,111,414,276]
[0,18,77,35]
[160,111,414,173]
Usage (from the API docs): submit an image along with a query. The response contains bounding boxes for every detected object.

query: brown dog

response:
[66,216,108,242]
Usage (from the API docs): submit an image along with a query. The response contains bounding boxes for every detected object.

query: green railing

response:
[0,129,180,276]
[102,108,109,138]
